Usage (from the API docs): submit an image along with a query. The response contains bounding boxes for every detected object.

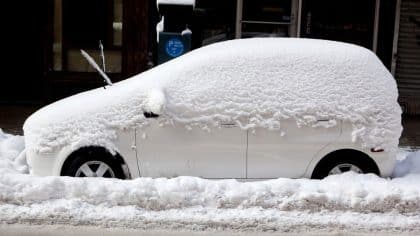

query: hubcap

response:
[329,163,363,175]
[75,161,115,178]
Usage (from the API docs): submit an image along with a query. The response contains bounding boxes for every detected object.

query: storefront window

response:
[187,0,296,47]
[53,0,123,73]
[300,0,376,49]
[241,22,290,38]
[191,0,236,48]
[241,0,293,38]
[242,0,291,23]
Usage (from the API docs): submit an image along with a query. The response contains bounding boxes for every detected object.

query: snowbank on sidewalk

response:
[2,167,420,213]
[393,148,420,177]
[24,38,402,157]
[0,129,27,173]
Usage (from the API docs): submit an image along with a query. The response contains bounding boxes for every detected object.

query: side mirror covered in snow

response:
[144,89,166,118]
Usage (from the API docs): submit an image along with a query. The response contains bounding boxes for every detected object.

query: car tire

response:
[61,148,126,179]
[311,153,379,179]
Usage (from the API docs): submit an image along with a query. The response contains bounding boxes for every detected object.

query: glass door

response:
[240,0,293,38]
[53,0,123,73]
[300,0,376,49]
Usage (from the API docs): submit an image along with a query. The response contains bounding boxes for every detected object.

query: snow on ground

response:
[1,129,420,233]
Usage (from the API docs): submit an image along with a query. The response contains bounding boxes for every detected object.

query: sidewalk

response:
[0,105,418,147]
[1,224,419,236]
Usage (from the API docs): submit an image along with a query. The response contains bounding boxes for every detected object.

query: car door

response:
[136,118,247,178]
[247,119,341,178]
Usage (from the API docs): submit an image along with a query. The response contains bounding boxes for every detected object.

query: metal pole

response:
[372,0,381,53]
[297,0,302,37]
[391,0,401,76]
[235,0,243,39]
[99,40,106,72]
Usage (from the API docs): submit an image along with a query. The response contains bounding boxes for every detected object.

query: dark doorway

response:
[300,0,376,49]
[190,0,237,48]
[1,1,50,103]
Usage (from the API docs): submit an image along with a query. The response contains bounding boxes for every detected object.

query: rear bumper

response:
[373,151,396,177]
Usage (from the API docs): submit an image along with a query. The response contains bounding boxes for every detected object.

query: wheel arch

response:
[309,148,380,178]
[59,146,130,178]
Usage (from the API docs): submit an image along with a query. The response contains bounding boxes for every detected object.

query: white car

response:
[23,38,402,180]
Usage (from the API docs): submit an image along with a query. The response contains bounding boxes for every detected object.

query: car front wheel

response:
[75,160,116,178]
[61,147,126,179]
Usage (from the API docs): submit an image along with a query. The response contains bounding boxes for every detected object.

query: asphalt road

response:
[1,224,420,236]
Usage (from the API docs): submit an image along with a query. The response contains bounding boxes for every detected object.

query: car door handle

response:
[221,123,236,128]
[315,119,336,127]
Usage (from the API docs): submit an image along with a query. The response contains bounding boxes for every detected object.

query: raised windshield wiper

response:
[80,47,113,87]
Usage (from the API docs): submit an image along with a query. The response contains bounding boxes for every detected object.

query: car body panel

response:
[135,119,247,178]
[114,129,140,178]
[304,122,395,178]
[27,121,395,179]
[247,119,341,178]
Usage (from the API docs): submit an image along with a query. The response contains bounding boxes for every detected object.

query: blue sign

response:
[165,38,184,57]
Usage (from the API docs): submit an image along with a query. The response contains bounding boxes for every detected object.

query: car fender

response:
[51,145,135,177]
[303,120,373,178]
[51,145,79,176]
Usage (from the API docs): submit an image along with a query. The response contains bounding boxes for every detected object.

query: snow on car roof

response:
[23,38,402,154]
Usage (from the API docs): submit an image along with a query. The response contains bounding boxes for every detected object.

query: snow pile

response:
[393,149,420,177]
[0,129,27,173]
[24,38,402,156]
[1,130,420,232]
[181,27,192,35]
[3,169,420,213]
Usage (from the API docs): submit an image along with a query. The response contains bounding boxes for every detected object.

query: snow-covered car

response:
[23,38,402,180]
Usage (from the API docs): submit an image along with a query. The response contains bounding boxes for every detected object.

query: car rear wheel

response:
[311,151,379,179]
[328,163,363,175]
[61,147,126,179]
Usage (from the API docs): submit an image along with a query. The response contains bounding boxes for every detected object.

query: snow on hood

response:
[24,38,402,154]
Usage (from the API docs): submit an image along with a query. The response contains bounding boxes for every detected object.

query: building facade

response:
[3,0,420,114]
